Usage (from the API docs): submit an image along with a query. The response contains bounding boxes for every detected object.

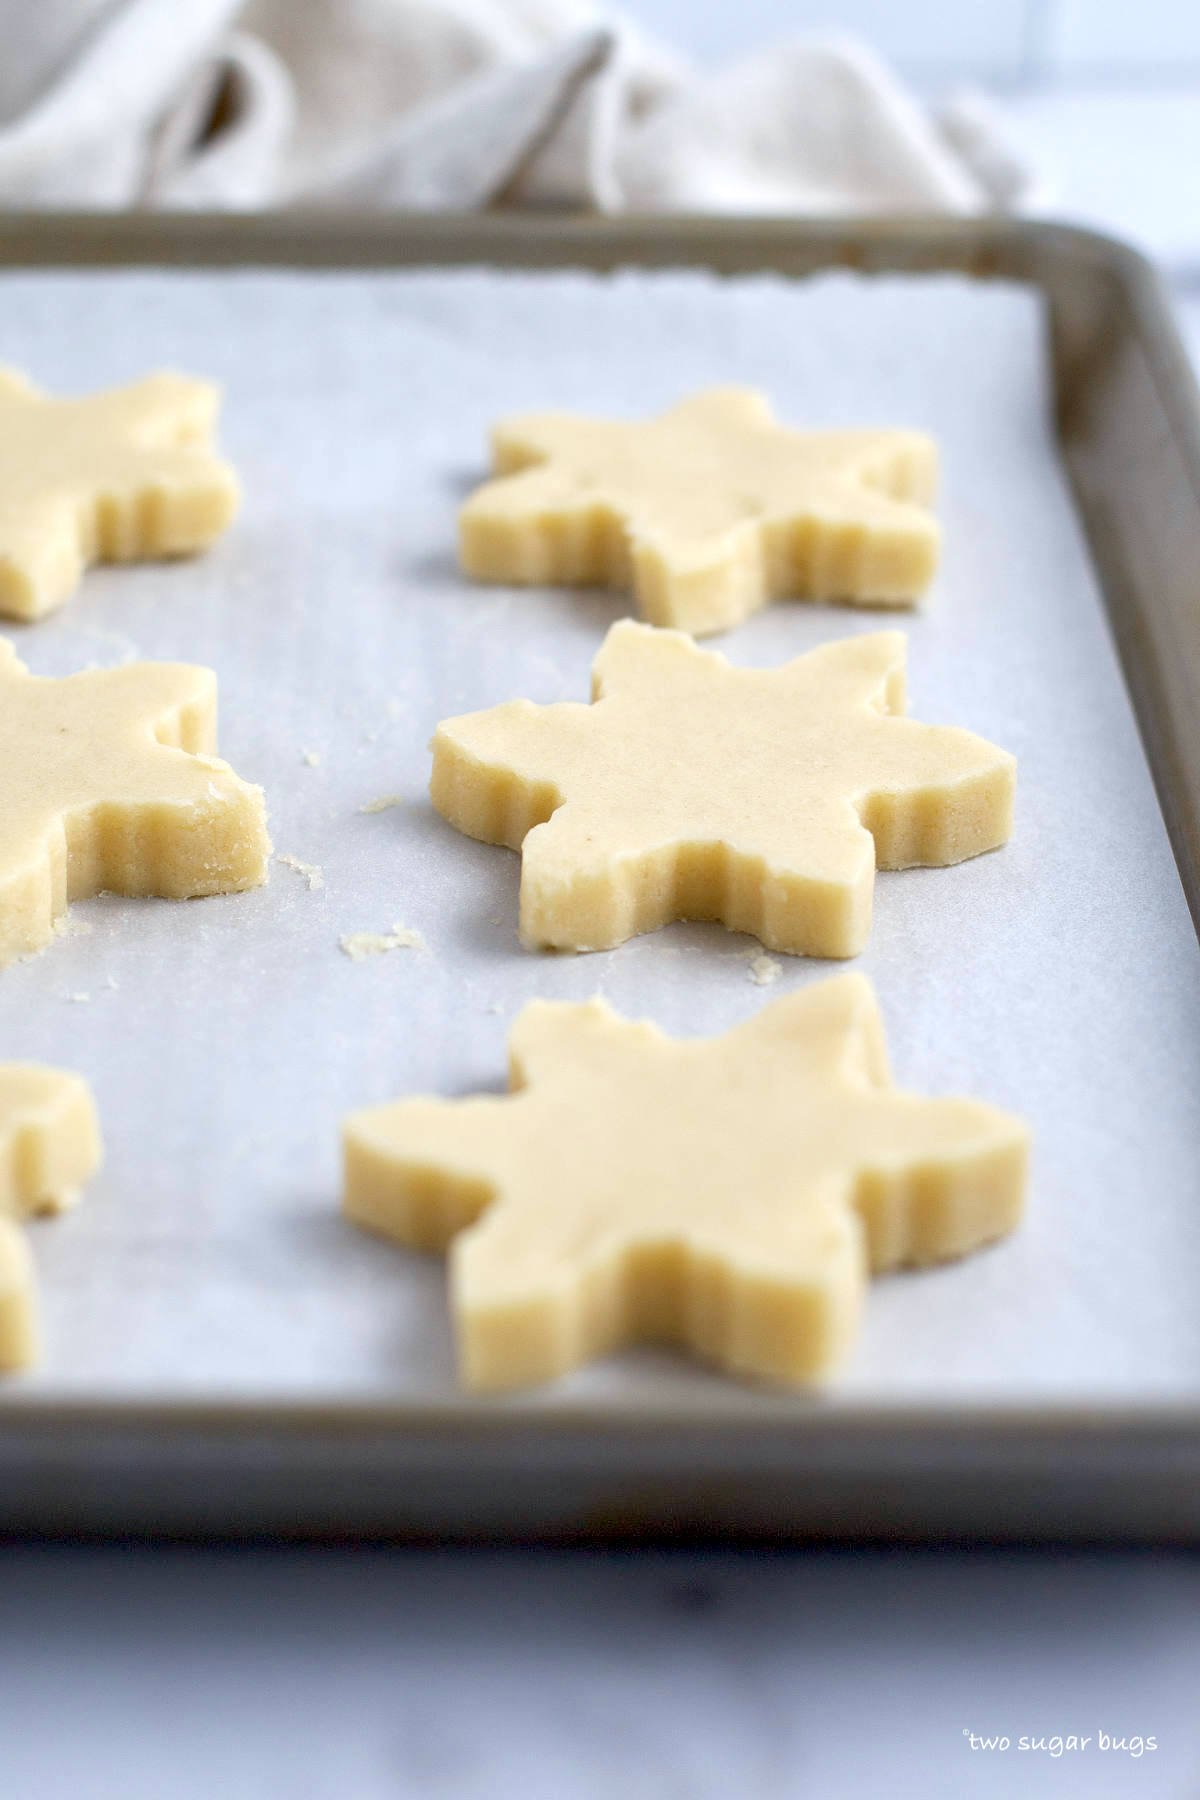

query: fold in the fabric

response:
[0,0,1037,212]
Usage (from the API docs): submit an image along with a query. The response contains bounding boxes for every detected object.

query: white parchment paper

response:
[1,266,1198,1414]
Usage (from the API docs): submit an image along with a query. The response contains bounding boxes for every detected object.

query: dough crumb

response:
[386,699,404,721]
[277,853,325,892]
[301,749,322,768]
[66,991,91,1004]
[80,627,140,668]
[747,952,782,987]
[53,915,93,940]
[359,794,405,815]
[339,923,426,962]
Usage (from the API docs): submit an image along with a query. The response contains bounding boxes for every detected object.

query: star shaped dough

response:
[431,623,1014,958]
[344,977,1028,1390]
[0,367,239,621]
[0,638,271,966]
[0,1065,102,1372]
[459,388,939,635]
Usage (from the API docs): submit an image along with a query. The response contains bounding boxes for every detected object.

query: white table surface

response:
[4,95,1200,1800]
[2,1544,1198,1798]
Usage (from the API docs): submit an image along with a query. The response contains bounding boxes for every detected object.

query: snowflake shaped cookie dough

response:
[0,1066,102,1371]
[344,977,1028,1390]
[0,368,239,621]
[431,623,1014,958]
[460,388,938,635]
[0,639,270,966]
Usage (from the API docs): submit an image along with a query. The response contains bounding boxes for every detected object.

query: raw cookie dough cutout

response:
[460,388,938,636]
[0,1065,102,1371]
[344,977,1028,1390]
[0,368,239,621]
[431,622,1014,958]
[0,639,270,966]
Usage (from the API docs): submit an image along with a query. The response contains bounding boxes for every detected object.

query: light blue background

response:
[620,0,1200,79]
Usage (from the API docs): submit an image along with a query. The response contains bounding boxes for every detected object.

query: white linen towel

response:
[0,0,1041,212]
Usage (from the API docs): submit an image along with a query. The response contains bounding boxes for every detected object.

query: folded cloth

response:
[0,0,1040,212]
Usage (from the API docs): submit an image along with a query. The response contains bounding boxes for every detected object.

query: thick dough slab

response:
[0,639,271,966]
[0,1065,103,1373]
[460,388,938,635]
[0,368,239,621]
[344,978,1029,1390]
[431,622,1014,958]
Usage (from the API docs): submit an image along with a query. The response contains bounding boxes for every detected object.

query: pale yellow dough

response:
[460,388,938,636]
[0,368,239,622]
[344,977,1028,1390]
[431,622,1014,959]
[0,639,271,966]
[0,1222,35,1372]
[0,1065,103,1372]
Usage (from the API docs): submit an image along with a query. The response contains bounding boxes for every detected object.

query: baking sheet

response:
[1,264,1198,1417]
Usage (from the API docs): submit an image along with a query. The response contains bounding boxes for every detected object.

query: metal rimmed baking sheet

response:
[0,217,1197,1540]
